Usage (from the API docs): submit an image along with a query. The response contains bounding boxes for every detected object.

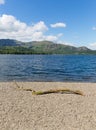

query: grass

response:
[14,81,84,96]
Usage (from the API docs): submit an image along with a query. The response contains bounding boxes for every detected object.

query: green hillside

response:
[0,39,95,54]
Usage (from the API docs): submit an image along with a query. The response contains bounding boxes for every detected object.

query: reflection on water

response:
[0,54,96,82]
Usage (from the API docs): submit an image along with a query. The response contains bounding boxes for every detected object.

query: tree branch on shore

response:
[14,81,84,96]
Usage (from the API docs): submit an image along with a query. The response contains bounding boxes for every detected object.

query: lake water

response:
[0,54,96,82]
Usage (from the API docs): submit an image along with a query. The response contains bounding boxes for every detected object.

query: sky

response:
[0,0,96,49]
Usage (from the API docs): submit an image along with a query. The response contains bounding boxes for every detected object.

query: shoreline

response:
[0,82,96,130]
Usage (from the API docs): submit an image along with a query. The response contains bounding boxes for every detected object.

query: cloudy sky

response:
[0,0,96,49]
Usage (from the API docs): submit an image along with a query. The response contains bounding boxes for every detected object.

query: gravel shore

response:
[0,82,96,130]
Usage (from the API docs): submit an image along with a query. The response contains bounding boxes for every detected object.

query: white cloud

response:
[92,27,96,30]
[57,41,74,46]
[45,35,58,41]
[32,21,48,32]
[44,33,64,42]
[89,43,96,50]
[50,22,66,28]
[0,14,63,42]
[57,33,63,37]
[0,14,27,32]
[0,0,5,4]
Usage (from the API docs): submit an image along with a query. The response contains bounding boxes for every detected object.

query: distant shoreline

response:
[0,39,96,54]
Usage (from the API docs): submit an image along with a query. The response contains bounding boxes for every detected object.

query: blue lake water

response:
[0,54,96,82]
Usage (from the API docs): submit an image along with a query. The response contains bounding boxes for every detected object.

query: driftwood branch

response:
[32,89,84,96]
[14,81,84,96]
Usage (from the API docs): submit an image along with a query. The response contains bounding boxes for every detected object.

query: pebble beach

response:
[0,82,96,130]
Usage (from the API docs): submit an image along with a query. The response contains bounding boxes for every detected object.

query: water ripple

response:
[0,54,96,82]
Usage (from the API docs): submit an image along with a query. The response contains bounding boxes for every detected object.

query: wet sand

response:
[0,82,96,130]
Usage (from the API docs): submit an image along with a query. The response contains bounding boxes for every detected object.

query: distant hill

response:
[0,39,22,46]
[0,39,95,54]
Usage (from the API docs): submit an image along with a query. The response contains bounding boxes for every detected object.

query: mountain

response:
[0,39,95,54]
[0,39,22,46]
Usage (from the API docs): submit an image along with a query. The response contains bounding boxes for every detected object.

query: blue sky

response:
[0,0,96,49]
